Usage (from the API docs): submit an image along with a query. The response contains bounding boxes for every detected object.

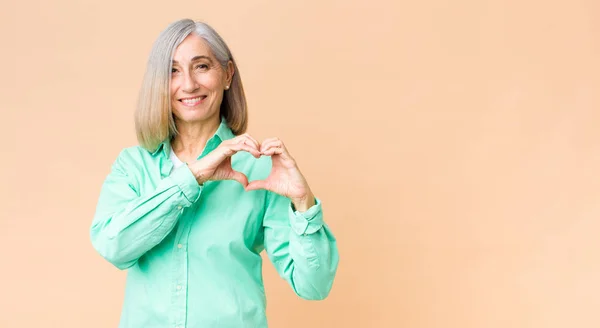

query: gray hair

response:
[134,19,248,151]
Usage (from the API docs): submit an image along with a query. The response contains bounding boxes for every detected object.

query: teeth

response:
[182,97,203,105]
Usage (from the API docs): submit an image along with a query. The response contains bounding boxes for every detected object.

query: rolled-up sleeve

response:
[90,150,201,270]
[263,193,339,300]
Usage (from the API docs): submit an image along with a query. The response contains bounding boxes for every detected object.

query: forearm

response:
[286,224,339,300]
[265,197,340,300]
[91,165,201,269]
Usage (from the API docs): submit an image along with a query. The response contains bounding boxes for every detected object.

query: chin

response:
[173,106,218,123]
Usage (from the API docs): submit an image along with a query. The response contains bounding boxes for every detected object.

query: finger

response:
[228,143,261,158]
[234,134,260,152]
[259,137,279,150]
[245,180,269,192]
[261,146,284,156]
[259,137,283,153]
[260,138,287,154]
[242,133,260,150]
[229,171,249,187]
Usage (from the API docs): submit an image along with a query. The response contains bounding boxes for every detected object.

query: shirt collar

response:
[152,116,235,158]
[214,116,236,141]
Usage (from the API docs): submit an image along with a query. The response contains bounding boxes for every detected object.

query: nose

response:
[182,70,199,93]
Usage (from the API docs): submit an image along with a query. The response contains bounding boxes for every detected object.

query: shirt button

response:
[177,244,183,249]
[177,285,182,290]
[177,205,182,210]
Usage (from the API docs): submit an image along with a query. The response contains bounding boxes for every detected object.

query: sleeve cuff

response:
[289,197,323,235]
[168,165,202,205]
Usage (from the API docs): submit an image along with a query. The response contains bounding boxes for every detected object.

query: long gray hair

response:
[134,19,247,151]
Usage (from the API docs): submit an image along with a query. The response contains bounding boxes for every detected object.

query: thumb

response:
[229,171,249,188]
[245,180,269,192]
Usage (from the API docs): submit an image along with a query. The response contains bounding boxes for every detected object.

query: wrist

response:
[189,162,209,185]
[291,191,315,212]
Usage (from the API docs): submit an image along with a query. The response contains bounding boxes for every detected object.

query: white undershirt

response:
[169,148,186,170]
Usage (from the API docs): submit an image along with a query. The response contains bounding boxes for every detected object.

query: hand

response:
[245,137,315,211]
[187,134,261,187]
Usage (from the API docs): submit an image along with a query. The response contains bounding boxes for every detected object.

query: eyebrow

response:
[172,55,212,65]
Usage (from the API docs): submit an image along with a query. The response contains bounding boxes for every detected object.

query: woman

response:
[90,18,339,328]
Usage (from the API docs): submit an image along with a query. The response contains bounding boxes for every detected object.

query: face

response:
[170,33,233,125]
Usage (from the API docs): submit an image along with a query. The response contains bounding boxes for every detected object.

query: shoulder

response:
[110,145,157,171]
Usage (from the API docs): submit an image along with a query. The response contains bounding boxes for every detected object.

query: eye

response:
[171,68,179,73]
[195,64,208,70]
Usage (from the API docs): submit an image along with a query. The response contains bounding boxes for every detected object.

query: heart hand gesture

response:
[188,134,315,211]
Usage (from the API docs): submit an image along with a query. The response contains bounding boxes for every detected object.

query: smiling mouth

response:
[179,96,207,106]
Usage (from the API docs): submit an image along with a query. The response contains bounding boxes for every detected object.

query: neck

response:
[171,116,221,163]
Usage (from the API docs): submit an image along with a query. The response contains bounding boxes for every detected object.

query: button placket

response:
[170,205,193,328]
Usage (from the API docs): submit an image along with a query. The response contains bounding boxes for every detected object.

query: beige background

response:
[1,0,599,327]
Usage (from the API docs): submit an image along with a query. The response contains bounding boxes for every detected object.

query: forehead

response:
[172,33,214,62]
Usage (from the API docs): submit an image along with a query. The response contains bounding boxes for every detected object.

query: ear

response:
[225,60,235,86]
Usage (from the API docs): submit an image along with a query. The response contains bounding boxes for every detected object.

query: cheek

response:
[199,77,220,90]
[202,71,225,89]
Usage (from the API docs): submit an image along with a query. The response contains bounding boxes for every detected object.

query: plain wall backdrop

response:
[1,0,599,327]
